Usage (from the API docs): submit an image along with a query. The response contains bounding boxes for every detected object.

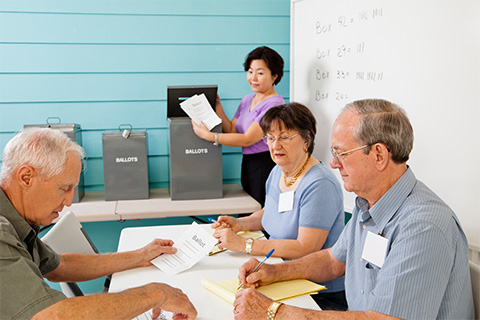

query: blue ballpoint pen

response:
[237,248,275,290]
[208,217,226,227]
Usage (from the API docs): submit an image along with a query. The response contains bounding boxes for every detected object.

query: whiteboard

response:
[291,0,480,244]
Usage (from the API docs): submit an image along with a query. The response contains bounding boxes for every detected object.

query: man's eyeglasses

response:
[263,133,299,145]
[330,145,370,163]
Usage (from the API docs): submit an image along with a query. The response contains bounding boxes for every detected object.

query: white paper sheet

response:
[180,93,221,131]
[151,222,217,275]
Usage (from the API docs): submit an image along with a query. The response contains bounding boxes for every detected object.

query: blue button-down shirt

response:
[331,168,474,319]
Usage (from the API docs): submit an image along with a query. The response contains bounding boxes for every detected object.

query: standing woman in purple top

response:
[192,46,285,206]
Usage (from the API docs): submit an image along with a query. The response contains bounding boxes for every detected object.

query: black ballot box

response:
[24,121,85,203]
[167,85,223,200]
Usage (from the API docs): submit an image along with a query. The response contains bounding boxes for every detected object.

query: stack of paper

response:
[180,93,221,131]
[201,278,325,305]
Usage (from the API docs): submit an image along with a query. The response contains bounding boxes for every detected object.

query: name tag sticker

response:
[278,190,295,212]
[361,231,389,268]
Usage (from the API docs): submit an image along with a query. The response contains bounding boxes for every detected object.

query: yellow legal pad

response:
[208,231,265,256]
[201,278,326,305]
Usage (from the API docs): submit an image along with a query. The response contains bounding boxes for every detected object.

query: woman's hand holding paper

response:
[191,120,212,141]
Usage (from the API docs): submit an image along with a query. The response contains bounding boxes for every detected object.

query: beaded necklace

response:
[283,155,311,187]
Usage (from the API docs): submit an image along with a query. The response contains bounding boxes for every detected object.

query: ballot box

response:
[102,128,149,201]
[167,85,223,200]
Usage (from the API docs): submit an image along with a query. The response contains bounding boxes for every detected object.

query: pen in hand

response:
[208,217,227,228]
[237,249,275,290]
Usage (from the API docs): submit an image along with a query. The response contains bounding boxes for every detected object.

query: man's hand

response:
[150,283,198,319]
[238,258,277,288]
[233,288,272,320]
[137,239,177,267]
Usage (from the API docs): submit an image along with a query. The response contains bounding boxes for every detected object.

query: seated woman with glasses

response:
[211,102,347,311]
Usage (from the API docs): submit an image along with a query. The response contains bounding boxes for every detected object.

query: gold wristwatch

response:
[267,301,283,320]
[245,237,253,254]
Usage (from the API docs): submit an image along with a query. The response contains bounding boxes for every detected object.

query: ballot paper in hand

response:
[151,222,217,275]
[180,93,221,131]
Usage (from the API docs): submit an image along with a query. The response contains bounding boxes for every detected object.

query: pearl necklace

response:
[284,155,311,187]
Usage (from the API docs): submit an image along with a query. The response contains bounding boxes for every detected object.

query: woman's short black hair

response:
[260,102,317,156]
[243,46,284,86]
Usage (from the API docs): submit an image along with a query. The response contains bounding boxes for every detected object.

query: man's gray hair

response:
[0,127,85,185]
[344,99,414,164]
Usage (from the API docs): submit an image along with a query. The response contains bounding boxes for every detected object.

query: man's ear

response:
[16,165,36,188]
[373,143,390,170]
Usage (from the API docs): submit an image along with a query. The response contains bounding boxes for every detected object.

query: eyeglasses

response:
[263,133,299,145]
[330,144,370,163]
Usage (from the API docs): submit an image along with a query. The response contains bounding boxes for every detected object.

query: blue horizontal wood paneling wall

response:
[0,0,290,191]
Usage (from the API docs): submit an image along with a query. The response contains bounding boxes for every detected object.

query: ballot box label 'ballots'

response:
[102,131,149,201]
[24,121,85,203]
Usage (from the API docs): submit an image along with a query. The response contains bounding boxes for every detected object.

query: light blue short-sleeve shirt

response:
[331,167,474,319]
[262,163,345,293]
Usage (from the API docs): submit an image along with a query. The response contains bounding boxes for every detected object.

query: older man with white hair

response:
[0,128,197,320]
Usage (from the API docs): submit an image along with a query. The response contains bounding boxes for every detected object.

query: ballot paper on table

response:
[180,93,221,131]
[151,222,217,275]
